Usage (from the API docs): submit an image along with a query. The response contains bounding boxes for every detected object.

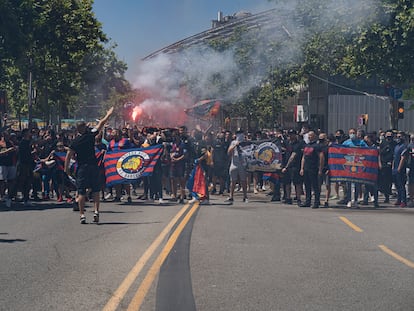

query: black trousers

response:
[303,169,320,206]
[17,164,33,202]
[149,166,163,199]
[378,165,392,197]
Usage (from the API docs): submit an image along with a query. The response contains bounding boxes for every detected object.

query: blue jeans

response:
[345,182,360,203]
[393,171,407,203]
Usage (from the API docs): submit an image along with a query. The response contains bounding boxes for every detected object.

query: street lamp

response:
[270,66,277,131]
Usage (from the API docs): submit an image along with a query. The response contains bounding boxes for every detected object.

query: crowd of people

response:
[1,110,413,223]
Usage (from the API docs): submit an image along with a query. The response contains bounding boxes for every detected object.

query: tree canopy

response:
[0,0,131,126]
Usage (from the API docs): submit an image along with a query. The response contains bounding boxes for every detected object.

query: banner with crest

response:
[328,145,379,185]
[104,145,163,187]
[239,141,283,172]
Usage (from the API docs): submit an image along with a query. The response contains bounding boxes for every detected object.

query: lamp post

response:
[271,66,276,131]
[28,58,33,129]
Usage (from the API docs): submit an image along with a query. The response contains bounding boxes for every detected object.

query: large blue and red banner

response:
[104,145,163,187]
[328,145,379,185]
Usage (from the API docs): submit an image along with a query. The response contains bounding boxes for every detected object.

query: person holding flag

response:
[107,128,133,203]
[65,107,114,224]
[341,128,368,208]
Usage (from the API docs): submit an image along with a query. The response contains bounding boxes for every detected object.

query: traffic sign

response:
[389,87,403,99]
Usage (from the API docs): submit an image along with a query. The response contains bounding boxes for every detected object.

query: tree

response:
[0,0,130,126]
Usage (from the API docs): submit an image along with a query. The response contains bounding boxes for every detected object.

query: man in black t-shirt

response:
[65,107,113,224]
[281,129,304,205]
[299,130,324,208]
[211,132,228,195]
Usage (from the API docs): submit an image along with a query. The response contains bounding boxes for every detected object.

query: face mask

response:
[395,138,401,144]
[349,134,356,140]
[335,135,341,140]
[386,137,393,141]
[319,139,325,143]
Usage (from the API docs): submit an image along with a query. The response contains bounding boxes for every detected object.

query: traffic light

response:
[398,102,404,119]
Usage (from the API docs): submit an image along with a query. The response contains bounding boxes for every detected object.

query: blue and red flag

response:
[328,145,378,185]
[262,172,280,184]
[53,151,67,171]
[186,163,207,200]
[104,145,163,187]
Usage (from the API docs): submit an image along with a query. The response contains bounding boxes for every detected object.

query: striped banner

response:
[328,145,379,185]
[104,145,163,187]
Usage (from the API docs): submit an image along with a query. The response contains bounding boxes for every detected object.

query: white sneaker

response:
[158,198,165,204]
[261,185,266,191]
[5,198,11,208]
[188,197,198,204]
[346,201,352,208]
[104,193,113,200]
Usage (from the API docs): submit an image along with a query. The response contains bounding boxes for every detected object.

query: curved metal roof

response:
[143,8,282,60]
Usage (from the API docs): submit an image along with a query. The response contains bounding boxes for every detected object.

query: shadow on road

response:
[0,238,27,243]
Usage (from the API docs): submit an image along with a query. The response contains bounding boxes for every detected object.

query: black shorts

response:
[76,164,100,195]
[171,164,185,178]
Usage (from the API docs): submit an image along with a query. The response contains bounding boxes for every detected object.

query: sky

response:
[91,0,376,128]
[92,0,276,82]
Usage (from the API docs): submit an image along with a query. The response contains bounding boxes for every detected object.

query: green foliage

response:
[0,0,130,125]
[340,0,414,84]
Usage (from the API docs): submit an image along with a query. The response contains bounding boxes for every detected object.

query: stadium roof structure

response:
[143,8,287,60]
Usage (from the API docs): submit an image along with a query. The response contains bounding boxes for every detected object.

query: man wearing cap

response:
[281,129,304,205]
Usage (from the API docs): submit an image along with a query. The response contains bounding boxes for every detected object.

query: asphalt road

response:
[0,191,413,311]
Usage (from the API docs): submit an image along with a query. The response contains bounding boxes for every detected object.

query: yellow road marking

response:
[127,201,200,311]
[339,216,363,232]
[379,245,414,269]
[102,202,193,311]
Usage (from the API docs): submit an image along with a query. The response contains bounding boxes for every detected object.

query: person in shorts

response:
[227,129,248,203]
[65,107,114,224]
[0,131,17,207]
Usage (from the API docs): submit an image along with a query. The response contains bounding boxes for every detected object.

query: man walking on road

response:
[65,107,114,224]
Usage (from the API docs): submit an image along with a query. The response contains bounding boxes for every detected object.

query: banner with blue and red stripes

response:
[328,145,378,185]
[104,145,163,187]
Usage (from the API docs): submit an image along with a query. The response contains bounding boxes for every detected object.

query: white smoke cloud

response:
[130,0,380,126]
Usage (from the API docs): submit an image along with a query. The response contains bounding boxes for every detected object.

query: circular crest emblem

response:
[116,150,150,179]
[254,142,281,165]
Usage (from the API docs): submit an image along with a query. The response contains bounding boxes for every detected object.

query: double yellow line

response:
[103,201,200,311]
